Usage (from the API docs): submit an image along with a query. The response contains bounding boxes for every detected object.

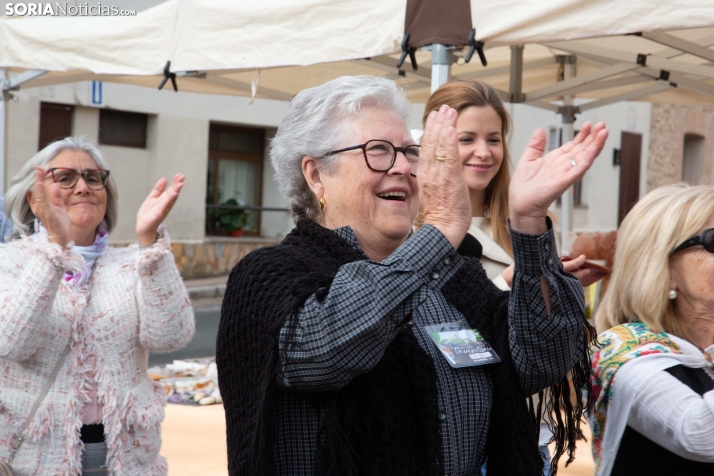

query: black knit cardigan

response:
[216,219,598,476]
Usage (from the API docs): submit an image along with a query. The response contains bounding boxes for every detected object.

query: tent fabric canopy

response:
[2,0,714,73]
[2,0,714,109]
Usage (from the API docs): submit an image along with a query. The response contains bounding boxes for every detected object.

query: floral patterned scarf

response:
[589,322,683,473]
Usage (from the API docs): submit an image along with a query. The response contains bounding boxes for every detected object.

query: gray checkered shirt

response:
[275,224,584,475]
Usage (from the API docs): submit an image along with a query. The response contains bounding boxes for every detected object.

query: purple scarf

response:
[35,221,109,287]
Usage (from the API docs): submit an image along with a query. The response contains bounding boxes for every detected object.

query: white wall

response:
[5,80,293,242]
[5,69,654,244]
[504,101,651,234]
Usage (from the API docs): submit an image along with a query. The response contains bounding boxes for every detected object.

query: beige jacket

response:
[467,217,513,291]
[0,231,194,475]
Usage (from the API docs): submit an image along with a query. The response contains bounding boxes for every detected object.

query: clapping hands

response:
[509,122,608,234]
[136,174,185,246]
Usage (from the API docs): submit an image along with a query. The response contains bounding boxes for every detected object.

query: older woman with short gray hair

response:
[217,75,608,475]
[4,137,118,238]
[0,137,194,475]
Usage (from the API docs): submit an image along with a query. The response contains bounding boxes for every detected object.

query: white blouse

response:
[615,341,714,463]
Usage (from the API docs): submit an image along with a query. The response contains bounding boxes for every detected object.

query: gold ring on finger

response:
[435,156,446,162]
[35,198,42,201]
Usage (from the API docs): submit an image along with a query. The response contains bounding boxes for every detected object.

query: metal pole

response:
[509,45,524,102]
[559,56,577,253]
[431,44,452,93]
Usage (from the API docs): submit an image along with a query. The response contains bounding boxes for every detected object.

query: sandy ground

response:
[162,404,229,476]
[161,403,595,476]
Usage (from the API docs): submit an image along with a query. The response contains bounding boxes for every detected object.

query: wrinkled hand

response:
[509,122,608,234]
[136,174,185,246]
[32,167,71,247]
[418,105,471,249]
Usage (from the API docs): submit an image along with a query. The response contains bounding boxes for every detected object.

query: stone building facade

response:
[647,103,714,190]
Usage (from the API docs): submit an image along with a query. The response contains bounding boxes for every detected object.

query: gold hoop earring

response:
[319,196,325,211]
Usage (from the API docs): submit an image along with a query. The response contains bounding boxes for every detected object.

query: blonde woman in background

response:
[590,183,714,476]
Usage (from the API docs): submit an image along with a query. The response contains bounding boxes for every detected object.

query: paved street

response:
[149,300,222,367]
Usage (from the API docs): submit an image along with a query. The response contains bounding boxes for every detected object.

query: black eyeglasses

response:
[327,140,420,175]
[671,228,714,254]
[47,167,110,190]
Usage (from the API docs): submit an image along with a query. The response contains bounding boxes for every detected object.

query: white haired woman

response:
[0,137,194,475]
[590,184,714,476]
[217,75,608,475]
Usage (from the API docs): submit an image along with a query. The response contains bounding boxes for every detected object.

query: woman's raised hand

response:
[508,122,608,234]
[418,105,471,249]
[32,167,71,247]
[136,174,185,246]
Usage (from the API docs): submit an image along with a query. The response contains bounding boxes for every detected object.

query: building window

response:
[206,124,265,235]
[39,102,73,150]
[98,109,148,148]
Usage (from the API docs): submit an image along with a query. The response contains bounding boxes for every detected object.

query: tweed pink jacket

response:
[0,230,194,475]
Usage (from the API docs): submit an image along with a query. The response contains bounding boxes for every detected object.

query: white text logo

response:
[5,3,137,16]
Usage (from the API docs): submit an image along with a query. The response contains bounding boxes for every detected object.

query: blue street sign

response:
[91,81,104,107]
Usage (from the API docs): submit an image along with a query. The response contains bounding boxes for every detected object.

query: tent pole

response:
[509,45,525,102]
[431,44,452,93]
[559,55,577,253]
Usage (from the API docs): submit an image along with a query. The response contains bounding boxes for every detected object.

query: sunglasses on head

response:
[671,228,714,254]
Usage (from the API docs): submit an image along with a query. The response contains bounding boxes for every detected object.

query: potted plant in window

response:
[215,198,251,237]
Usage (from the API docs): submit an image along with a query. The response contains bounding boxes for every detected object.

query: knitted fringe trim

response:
[545,319,602,475]
[60,344,87,475]
[31,236,84,274]
[132,225,172,268]
[136,455,168,476]
[119,382,166,431]
[25,402,53,443]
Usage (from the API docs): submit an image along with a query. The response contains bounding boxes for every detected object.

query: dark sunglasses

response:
[671,228,714,254]
[47,167,110,190]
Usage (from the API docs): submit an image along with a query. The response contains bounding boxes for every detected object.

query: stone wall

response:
[114,236,281,280]
[647,103,714,191]
[171,237,280,280]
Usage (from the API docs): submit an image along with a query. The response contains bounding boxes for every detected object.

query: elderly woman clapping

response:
[217,75,608,476]
[590,184,714,476]
[0,138,194,475]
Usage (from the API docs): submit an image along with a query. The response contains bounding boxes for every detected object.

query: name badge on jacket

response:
[425,322,500,368]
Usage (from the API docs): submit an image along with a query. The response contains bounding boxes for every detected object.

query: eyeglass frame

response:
[671,227,714,254]
[47,167,111,190]
[326,139,421,175]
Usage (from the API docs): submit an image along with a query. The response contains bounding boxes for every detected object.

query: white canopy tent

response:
[3,0,714,249]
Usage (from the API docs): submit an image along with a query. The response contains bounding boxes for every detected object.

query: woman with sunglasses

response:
[0,137,194,475]
[590,183,714,476]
